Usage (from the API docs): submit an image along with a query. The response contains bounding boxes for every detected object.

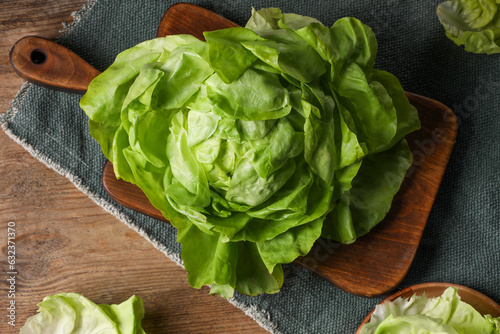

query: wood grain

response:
[101,4,458,297]
[0,1,266,333]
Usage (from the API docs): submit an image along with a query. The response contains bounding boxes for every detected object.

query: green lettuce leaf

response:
[80,8,420,297]
[20,293,146,334]
[322,139,413,243]
[437,0,500,54]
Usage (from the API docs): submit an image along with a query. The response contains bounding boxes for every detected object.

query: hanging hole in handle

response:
[30,49,47,65]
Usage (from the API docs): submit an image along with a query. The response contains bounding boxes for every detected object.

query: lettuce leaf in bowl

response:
[437,0,500,54]
[360,287,500,334]
[80,8,420,297]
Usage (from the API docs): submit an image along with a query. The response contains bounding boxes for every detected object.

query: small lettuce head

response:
[80,8,420,297]
[437,0,500,54]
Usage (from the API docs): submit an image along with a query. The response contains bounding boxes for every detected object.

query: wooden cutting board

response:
[11,3,457,297]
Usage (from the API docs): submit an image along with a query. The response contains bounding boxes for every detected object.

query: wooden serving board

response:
[10,3,457,297]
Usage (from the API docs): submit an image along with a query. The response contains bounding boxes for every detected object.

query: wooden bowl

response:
[356,282,500,333]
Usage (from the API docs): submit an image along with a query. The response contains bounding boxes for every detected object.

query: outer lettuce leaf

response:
[360,287,500,334]
[178,221,285,298]
[437,0,500,54]
[20,293,146,334]
[322,139,413,243]
[80,8,420,297]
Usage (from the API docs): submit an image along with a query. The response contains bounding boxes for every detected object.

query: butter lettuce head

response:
[360,287,500,334]
[80,8,420,297]
[437,0,500,54]
[20,293,146,334]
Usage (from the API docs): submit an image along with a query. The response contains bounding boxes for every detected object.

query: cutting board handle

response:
[9,36,100,94]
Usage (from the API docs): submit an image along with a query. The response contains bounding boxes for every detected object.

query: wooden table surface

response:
[0,1,267,332]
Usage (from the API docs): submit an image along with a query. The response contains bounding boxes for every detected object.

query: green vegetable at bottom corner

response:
[437,0,500,54]
[80,7,421,298]
[19,293,146,334]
